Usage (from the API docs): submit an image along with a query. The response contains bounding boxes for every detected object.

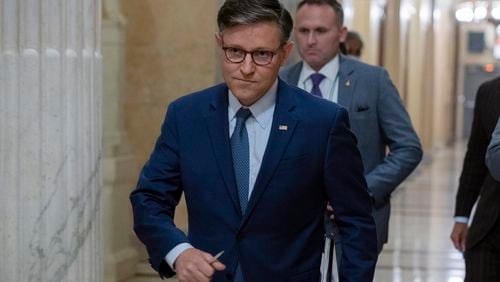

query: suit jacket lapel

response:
[205,85,242,216]
[283,62,303,86]
[337,55,355,109]
[242,79,298,224]
[285,59,354,109]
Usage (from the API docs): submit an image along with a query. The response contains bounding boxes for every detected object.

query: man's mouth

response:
[235,78,256,83]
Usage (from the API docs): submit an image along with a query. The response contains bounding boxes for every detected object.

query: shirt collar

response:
[228,78,277,129]
[299,54,340,85]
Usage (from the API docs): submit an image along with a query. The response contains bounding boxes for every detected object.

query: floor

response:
[374,143,466,282]
[124,143,467,282]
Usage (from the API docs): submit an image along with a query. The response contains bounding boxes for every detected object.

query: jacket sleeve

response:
[486,118,500,181]
[455,84,489,217]
[364,69,423,207]
[324,107,377,282]
[129,102,188,278]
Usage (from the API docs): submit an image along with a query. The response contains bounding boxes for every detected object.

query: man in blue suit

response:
[280,0,422,253]
[130,0,377,281]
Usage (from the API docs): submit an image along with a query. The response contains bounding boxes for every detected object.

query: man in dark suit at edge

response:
[451,77,500,281]
[130,0,377,281]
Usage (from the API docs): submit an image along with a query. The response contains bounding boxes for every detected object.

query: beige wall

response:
[432,0,456,148]
[405,0,428,148]
[400,0,457,151]
[101,1,219,280]
[383,0,403,89]
[122,0,219,168]
[122,0,219,231]
[343,0,385,65]
[102,1,140,280]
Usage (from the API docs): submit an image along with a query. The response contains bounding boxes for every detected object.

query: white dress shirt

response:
[297,55,340,102]
[164,79,277,270]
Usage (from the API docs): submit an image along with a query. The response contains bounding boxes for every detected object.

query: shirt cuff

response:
[165,243,194,270]
[454,216,469,224]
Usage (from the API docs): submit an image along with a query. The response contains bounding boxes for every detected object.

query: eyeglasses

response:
[221,45,282,66]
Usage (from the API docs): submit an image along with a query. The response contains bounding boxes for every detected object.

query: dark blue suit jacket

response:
[130,78,377,281]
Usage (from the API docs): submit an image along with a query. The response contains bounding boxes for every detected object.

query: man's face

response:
[294,4,347,71]
[216,22,293,106]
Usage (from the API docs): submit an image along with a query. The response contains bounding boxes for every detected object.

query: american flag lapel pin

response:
[279,125,288,131]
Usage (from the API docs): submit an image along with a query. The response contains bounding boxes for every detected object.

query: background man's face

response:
[294,4,347,71]
[216,22,292,106]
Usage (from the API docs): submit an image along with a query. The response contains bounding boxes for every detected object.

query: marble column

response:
[0,0,103,281]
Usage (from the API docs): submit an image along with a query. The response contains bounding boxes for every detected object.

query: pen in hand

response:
[210,250,224,264]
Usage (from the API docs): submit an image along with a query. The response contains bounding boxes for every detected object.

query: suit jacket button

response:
[225,273,233,280]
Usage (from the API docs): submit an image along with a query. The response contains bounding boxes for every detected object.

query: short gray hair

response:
[217,0,293,44]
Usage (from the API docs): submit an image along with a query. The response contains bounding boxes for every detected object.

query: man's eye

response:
[228,48,244,55]
[254,50,272,58]
[298,28,309,34]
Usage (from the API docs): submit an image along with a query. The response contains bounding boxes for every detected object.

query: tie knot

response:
[310,72,326,86]
[235,108,252,121]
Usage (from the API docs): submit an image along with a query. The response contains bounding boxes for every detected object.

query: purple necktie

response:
[310,72,326,98]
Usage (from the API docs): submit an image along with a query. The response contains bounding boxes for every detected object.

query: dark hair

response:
[297,0,344,27]
[347,31,363,44]
[217,0,293,44]
[345,31,364,57]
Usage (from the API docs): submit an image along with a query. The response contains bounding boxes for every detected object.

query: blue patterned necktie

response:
[231,108,252,282]
[310,72,326,97]
[231,107,252,214]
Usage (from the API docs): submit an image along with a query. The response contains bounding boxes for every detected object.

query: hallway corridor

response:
[125,143,467,282]
[375,142,466,282]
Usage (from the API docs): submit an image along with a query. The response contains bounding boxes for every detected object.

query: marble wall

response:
[0,0,103,281]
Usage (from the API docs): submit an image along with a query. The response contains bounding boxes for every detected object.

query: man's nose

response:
[240,54,255,75]
[307,32,316,45]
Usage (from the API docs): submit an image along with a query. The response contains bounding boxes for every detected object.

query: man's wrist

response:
[165,243,194,271]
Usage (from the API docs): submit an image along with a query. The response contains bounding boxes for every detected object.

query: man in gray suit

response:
[486,118,500,181]
[280,0,422,253]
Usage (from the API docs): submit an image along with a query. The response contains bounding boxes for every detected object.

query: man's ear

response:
[279,41,295,66]
[214,33,222,47]
[339,26,348,43]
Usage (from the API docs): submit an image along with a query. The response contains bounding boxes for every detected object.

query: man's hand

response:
[450,222,468,252]
[326,203,334,220]
[174,248,226,282]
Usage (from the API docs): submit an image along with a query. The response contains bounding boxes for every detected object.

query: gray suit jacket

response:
[280,55,423,250]
[486,118,500,181]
